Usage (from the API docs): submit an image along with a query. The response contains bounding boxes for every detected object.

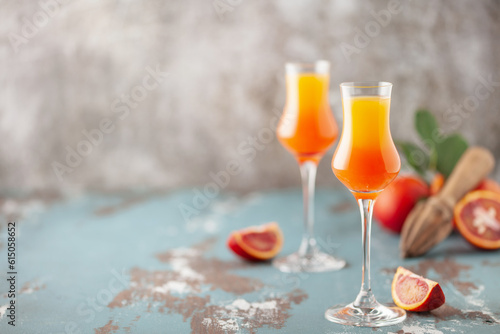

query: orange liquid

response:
[277,73,338,164]
[332,96,400,199]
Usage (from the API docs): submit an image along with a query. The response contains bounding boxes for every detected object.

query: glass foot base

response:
[272,251,346,273]
[325,302,406,327]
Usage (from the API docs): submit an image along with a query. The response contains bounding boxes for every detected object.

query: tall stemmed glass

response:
[325,82,406,326]
[273,61,346,273]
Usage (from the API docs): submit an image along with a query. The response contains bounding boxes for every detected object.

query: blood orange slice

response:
[454,190,500,250]
[227,222,283,261]
[392,267,445,312]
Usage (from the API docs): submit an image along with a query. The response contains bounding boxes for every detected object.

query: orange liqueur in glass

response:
[277,67,338,164]
[273,61,345,273]
[325,82,405,327]
[332,95,400,199]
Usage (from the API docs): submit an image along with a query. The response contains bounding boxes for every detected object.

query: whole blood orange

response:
[227,222,283,261]
[454,190,500,250]
[476,179,500,194]
[374,175,429,233]
[431,176,500,196]
[391,267,445,312]
[430,173,445,196]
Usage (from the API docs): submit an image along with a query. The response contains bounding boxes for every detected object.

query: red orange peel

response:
[227,222,283,261]
[391,267,445,312]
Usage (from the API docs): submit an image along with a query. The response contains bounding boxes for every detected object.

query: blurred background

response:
[1,0,499,193]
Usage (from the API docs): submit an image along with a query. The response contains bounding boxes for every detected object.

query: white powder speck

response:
[251,300,277,310]
[169,257,189,268]
[169,258,204,281]
[228,299,251,311]
[0,305,8,319]
[464,284,485,308]
[153,281,190,294]
[225,298,278,318]
[201,318,212,326]
[178,266,204,281]
[217,318,239,331]
[397,324,444,334]
[227,299,278,312]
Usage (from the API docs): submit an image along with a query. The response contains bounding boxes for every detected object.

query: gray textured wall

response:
[1,0,500,192]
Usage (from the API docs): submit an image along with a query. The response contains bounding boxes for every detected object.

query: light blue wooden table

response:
[0,188,499,333]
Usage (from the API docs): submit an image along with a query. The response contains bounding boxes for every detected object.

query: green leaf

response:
[435,134,468,177]
[415,110,439,148]
[396,141,429,176]
[428,147,438,171]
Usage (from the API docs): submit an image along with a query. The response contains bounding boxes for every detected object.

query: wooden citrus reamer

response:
[400,147,495,258]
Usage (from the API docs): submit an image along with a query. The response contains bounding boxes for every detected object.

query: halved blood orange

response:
[227,222,283,261]
[454,190,500,250]
[392,267,445,312]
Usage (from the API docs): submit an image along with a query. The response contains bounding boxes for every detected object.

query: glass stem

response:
[353,198,378,309]
[298,161,318,258]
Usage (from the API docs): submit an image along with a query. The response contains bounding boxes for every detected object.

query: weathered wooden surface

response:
[0,189,499,333]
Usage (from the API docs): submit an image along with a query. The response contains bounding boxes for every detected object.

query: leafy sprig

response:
[396,110,468,180]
